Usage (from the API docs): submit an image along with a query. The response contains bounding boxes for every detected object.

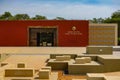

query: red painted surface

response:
[0,20,88,46]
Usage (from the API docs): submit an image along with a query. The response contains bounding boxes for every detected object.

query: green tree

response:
[111,10,120,18]
[14,14,30,20]
[104,10,120,45]
[119,37,120,42]
[54,17,65,20]
[0,12,13,20]
[31,15,47,20]
[103,17,112,23]
[91,10,120,45]
[91,18,98,23]
[90,18,104,23]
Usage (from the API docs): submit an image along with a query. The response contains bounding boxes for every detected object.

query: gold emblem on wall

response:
[72,26,76,31]
[65,26,82,35]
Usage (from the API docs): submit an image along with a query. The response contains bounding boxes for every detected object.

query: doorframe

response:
[27,26,58,46]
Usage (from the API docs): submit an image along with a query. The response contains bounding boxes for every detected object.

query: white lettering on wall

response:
[65,31,82,35]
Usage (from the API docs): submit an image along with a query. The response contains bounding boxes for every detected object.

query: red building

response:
[0,20,88,47]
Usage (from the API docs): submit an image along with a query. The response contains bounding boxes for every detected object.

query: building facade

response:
[0,20,117,46]
[0,20,88,47]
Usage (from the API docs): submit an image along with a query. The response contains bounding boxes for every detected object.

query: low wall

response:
[47,59,75,70]
[86,46,113,55]
[97,56,120,72]
[50,54,77,59]
[77,55,97,61]
[5,68,34,77]
[68,62,104,74]
[113,46,120,51]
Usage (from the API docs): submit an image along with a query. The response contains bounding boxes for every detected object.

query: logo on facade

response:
[72,26,76,31]
[65,26,82,35]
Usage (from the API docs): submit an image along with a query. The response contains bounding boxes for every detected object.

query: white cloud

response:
[0,2,118,19]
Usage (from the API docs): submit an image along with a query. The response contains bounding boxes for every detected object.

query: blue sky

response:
[0,0,119,19]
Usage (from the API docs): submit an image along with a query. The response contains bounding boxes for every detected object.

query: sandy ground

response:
[104,71,120,76]
[0,54,50,79]
[0,47,86,54]
[2,55,49,70]
[0,46,119,54]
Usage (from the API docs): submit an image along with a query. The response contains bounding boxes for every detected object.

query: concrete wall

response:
[68,63,104,74]
[50,54,77,59]
[97,56,120,72]
[89,24,118,46]
[86,46,113,54]
[47,61,68,70]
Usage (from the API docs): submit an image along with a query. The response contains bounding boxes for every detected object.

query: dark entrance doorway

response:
[37,32,54,46]
[29,27,57,46]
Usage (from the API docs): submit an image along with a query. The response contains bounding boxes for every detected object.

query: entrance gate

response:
[29,27,57,46]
